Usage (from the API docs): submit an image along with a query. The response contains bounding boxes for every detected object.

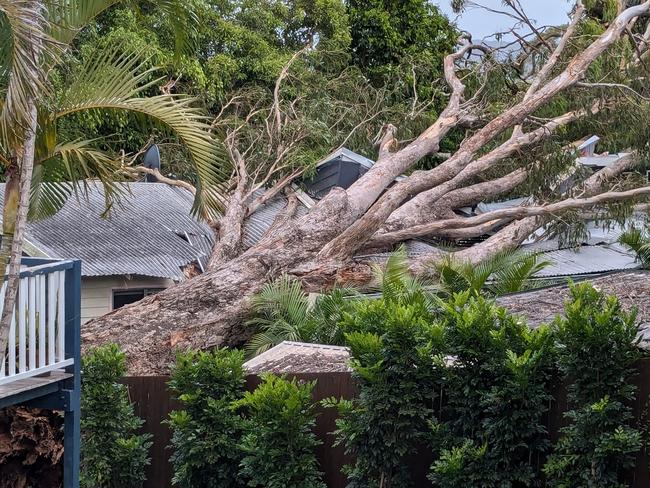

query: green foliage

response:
[168,349,246,488]
[80,344,151,488]
[328,303,443,487]
[246,274,358,356]
[432,293,556,487]
[619,226,650,269]
[434,249,551,297]
[544,283,642,487]
[235,374,325,488]
[347,0,456,88]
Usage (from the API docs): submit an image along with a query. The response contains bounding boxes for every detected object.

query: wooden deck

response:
[0,370,71,407]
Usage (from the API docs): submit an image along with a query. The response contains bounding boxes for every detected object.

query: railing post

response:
[63,260,81,488]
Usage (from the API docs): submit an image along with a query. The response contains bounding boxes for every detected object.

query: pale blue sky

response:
[435,0,573,40]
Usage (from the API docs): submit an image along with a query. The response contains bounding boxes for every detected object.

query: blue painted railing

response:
[0,257,81,488]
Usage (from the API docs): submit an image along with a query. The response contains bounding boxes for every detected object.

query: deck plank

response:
[0,370,72,401]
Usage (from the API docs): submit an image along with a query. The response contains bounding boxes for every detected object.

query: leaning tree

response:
[85,0,650,374]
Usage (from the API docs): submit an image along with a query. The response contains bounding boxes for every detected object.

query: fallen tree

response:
[85,1,650,374]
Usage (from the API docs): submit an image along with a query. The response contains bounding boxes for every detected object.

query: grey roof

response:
[0,183,214,280]
[243,341,351,374]
[321,147,375,170]
[534,244,640,278]
[577,153,630,168]
[243,190,310,248]
[496,271,650,348]
[475,197,529,215]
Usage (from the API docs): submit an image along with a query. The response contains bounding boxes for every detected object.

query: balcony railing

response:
[0,258,80,386]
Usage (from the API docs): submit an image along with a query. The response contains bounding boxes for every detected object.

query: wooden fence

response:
[123,359,650,488]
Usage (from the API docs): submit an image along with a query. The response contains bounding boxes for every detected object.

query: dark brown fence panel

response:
[124,358,650,488]
[123,376,180,488]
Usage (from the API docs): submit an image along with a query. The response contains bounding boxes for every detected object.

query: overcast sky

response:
[435,0,572,40]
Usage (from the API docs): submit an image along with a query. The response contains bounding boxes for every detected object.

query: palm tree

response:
[245,246,437,356]
[619,227,650,268]
[0,0,229,354]
[434,249,552,297]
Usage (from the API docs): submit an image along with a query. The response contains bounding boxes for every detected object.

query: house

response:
[0,182,215,323]
[0,148,404,324]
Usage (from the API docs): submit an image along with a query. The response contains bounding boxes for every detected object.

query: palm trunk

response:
[0,0,41,360]
[0,103,38,357]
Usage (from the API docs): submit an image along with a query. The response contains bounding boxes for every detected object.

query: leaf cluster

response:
[80,344,152,488]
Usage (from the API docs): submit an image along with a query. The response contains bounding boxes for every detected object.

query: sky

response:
[435,0,573,40]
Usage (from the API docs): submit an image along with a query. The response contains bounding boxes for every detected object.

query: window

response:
[112,288,164,310]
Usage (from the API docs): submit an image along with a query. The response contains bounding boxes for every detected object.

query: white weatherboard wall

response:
[81,275,174,323]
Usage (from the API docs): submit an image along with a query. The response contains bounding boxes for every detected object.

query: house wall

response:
[81,275,174,324]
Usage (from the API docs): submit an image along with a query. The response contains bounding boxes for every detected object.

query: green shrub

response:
[431,293,556,487]
[544,283,642,487]
[328,301,443,488]
[235,374,325,488]
[80,344,151,488]
[168,349,246,488]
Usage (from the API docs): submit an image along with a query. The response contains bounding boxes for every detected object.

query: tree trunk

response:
[0,105,38,356]
[83,188,356,374]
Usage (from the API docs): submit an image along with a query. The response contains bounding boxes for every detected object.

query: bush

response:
[329,301,443,488]
[431,293,556,487]
[544,283,642,487]
[168,349,246,488]
[80,344,151,488]
[235,374,325,488]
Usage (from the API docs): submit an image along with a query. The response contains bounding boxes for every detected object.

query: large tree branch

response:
[342,41,487,217]
[447,150,640,265]
[319,3,649,260]
[369,186,650,248]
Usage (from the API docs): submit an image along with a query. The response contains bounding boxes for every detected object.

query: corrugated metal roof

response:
[0,183,215,280]
[535,244,640,278]
[242,189,310,248]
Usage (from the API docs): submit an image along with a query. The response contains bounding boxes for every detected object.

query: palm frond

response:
[489,251,552,295]
[44,0,122,45]
[55,46,231,215]
[0,0,52,143]
[619,227,650,268]
[435,249,552,297]
[245,275,310,357]
[155,0,199,57]
[30,138,125,220]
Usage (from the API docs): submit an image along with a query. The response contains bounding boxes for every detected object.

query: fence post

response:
[63,260,81,488]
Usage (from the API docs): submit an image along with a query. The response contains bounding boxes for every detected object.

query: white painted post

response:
[18,279,27,373]
[57,271,65,362]
[48,273,56,365]
[38,275,46,368]
[28,277,36,371]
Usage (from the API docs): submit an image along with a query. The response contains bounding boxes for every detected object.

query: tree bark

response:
[82,2,650,375]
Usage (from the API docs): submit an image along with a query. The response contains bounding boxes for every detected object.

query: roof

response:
[243,189,309,248]
[243,341,351,374]
[496,271,650,347]
[0,182,214,280]
[533,244,639,278]
[577,153,630,168]
[320,147,375,170]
